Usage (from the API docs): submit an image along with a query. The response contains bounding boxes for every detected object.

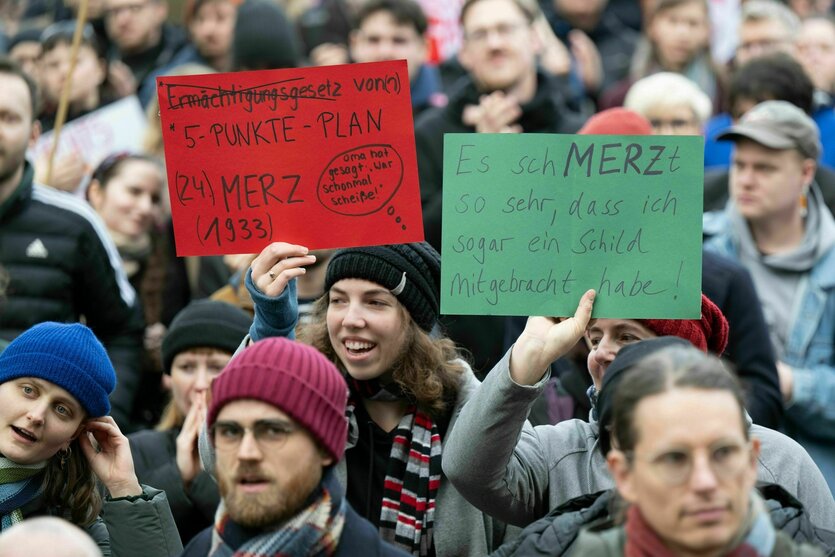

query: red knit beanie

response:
[207,337,348,462]
[639,294,729,354]
[579,108,653,135]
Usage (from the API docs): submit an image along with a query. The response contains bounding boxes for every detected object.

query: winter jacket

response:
[441,350,835,529]
[245,278,519,556]
[704,197,835,492]
[179,499,410,557]
[491,484,835,556]
[501,249,784,429]
[20,484,182,557]
[0,162,143,428]
[129,428,220,545]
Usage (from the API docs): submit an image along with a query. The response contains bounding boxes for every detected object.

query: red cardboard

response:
[157,60,424,255]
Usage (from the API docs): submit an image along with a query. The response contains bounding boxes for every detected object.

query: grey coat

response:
[442,350,835,530]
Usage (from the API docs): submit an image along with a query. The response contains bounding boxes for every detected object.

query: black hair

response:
[0,57,40,119]
[90,152,161,188]
[40,21,105,59]
[609,345,749,456]
[355,0,428,35]
[729,52,814,117]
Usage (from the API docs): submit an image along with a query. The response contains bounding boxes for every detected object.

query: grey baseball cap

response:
[717,100,821,161]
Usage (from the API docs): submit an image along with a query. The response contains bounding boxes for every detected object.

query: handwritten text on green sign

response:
[441,134,703,318]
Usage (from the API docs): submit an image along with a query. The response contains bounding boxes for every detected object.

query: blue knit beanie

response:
[0,322,116,417]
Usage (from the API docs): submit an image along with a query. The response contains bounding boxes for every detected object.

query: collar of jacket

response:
[0,161,34,223]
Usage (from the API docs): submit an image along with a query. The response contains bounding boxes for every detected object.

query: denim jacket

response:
[704,211,835,493]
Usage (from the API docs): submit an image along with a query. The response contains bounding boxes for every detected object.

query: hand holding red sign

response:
[157,60,424,256]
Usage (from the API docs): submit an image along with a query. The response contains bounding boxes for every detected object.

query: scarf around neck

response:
[209,468,346,557]
[624,491,775,557]
[347,377,441,557]
[0,458,47,530]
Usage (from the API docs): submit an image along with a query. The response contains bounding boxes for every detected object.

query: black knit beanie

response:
[324,242,441,331]
[162,300,252,373]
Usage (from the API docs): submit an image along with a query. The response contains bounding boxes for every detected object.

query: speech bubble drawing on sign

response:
[317,143,404,216]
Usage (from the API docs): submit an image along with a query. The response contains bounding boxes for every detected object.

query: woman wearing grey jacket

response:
[442,295,835,531]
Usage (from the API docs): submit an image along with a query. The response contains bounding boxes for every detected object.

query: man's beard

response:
[218,463,324,530]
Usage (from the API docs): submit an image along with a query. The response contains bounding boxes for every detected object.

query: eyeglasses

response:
[464,22,527,44]
[736,38,790,56]
[211,419,298,451]
[105,1,152,19]
[626,440,751,486]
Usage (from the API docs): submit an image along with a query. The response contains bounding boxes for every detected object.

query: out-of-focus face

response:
[645,103,703,135]
[105,0,167,54]
[789,0,834,18]
[0,73,36,192]
[609,388,759,556]
[797,19,835,92]
[553,0,608,31]
[326,278,409,382]
[730,139,814,224]
[190,0,237,63]
[88,158,163,238]
[9,42,42,82]
[39,43,105,106]
[168,348,231,416]
[350,10,427,82]
[736,18,795,66]
[585,319,657,388]
[648,0,710,71]
[213,400,332,529]
[0,378,85,465]
[459,0,539,95]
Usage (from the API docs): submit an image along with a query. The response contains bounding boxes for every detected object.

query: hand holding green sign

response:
[441,134,704,318]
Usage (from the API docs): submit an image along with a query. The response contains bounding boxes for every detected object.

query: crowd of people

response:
[0,0,834,555]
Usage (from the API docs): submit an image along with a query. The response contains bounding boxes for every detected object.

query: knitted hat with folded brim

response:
[208,337,349,462]
[162,300,252,373]
[0,322,116,417]
[324,242,441,331]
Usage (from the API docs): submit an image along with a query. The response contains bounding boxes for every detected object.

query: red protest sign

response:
[157,60,424,256]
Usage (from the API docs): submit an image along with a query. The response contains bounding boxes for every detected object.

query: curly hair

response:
[300,296,465,417]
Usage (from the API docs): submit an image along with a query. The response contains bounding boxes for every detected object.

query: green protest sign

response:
[441,134,703,318]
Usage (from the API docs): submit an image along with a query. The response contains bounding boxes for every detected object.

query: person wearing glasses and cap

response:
[703,100,835,492]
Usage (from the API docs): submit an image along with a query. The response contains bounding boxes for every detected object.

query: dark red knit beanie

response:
[578,108,653,135]
[639,294,729,354]
[207,337,348,461]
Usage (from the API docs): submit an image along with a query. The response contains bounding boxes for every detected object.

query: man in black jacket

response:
[414,0,586,373]
[0,58,143,429]
[182,337,407,556]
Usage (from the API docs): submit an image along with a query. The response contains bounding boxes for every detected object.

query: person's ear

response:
[87,179,105,210]
[802,158,816,188]
[607,449,637,504]
[28,119,41,149]
[161,373,172,391]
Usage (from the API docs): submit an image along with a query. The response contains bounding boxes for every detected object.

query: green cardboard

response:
[441,134,704,318]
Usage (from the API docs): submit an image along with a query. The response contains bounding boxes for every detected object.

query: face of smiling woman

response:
[0,378,85,464]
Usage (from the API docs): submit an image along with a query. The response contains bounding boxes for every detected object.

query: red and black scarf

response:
[347,377,442,557]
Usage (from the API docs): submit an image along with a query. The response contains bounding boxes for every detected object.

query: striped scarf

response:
[0,458,47,530]
[347,377,442,557]
[209,469,346,557]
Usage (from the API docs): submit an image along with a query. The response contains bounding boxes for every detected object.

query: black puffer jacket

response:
[0,163,143,427]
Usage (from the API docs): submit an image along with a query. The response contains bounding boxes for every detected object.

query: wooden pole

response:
[44,0,90,185]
